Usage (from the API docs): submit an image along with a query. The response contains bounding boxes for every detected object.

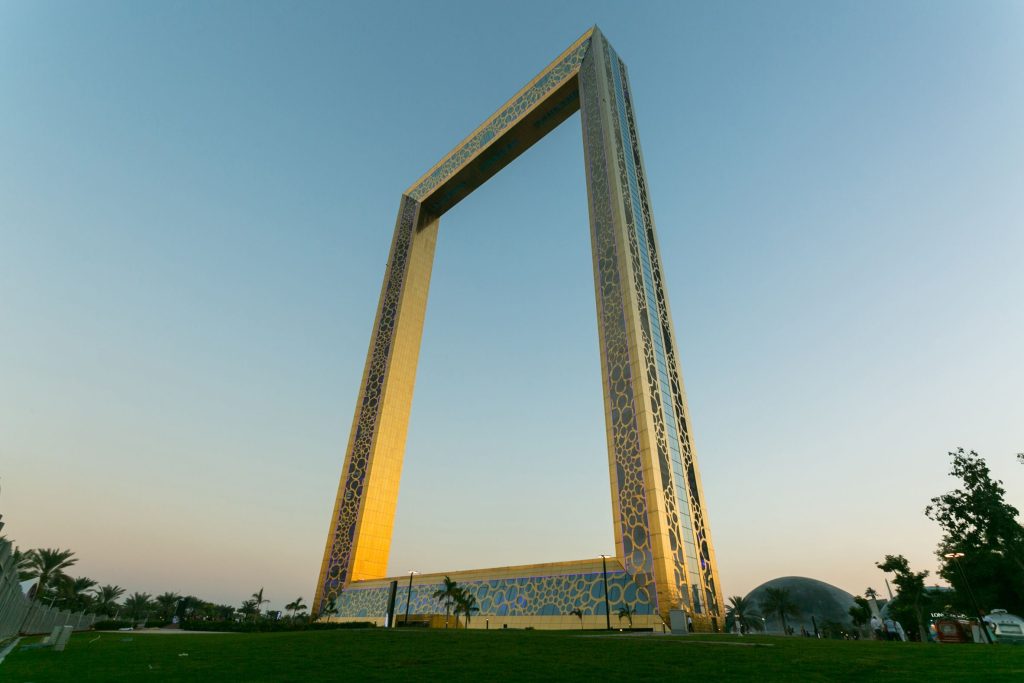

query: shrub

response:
[92,620,135,630]
[92,619,172,630]
[181,620,375,633]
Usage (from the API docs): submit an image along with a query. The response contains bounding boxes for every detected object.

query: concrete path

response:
[0,637,22,664]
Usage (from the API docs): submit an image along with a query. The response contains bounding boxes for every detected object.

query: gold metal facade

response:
[326,558,662,630]
[315,27,723,629]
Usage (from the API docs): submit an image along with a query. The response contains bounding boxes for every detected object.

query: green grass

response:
[4,630,1023,682]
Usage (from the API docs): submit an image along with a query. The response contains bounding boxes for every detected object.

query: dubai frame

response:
[315,27,723,630]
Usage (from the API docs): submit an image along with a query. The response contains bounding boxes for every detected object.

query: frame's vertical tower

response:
[314,196,438,599]
[314,27,723,628]
[579,31,722,626]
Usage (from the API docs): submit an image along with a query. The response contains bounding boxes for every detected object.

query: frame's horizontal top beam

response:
[406,27,595,217]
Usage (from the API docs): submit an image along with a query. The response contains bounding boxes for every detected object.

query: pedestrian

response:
[883,618,897,641]
[870,614,882,640]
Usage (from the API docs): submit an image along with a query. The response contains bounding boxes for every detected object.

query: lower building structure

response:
[326,558,666,631]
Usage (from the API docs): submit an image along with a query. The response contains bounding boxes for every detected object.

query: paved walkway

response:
[0,637,21,664]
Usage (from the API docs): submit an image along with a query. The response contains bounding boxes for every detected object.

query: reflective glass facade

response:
[607,48,703,612]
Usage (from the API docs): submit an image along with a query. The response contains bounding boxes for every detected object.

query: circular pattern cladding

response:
[579,48,655,604]
[321,196,419,605]
[336,571,655,619]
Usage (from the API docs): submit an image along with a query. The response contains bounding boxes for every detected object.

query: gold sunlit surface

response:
[315,27,723,631]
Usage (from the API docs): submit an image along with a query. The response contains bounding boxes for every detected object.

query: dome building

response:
[743,576,857,635]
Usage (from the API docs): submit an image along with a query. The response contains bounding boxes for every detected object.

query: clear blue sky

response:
[2,1,1021,611]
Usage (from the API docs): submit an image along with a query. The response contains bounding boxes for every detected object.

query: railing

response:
[0,539,100,639]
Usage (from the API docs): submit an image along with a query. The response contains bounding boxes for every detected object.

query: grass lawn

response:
[4,629,1023,682]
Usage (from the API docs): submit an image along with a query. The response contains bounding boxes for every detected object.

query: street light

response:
[404,571,418,627]
[943,552,992,644]
[599,554,612,631]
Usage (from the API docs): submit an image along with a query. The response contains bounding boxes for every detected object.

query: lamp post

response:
[943,552,991,644]
[403,571,418,627]
[599,554,612,631]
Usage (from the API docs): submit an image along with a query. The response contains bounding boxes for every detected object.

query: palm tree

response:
[123,592,154,621]
[155,592,181,621]
[432,576,461,628]
[59,576,98,612]
[13,546,35,581]
[726,595,759,633]
[759,587,800,635]
[570,607,584,630]
[285,597,307,619]
[320,596,338,620]
[455,591,479,628]
[92,584,126,617]
[214,604,236,621]
[27,548,77,598]
[238,599,258,621]
[178,595,205,621]
[191,599,217,621]
[617,604,636,629]
[251,588,269,621]
[865,587,879,600]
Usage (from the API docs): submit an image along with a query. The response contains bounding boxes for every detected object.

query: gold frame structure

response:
[314,27,723,630]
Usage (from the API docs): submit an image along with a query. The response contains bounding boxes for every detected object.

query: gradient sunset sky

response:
[2,0,1022,611]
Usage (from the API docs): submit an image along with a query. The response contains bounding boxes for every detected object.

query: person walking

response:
[883,617,897,641]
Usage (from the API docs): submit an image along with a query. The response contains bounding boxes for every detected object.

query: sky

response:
[2,1,1022,612]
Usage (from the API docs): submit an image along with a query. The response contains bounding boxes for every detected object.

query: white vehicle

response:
[984,610,1024,644]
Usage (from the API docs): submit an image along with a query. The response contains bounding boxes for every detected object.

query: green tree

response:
[849,596,871,634]
[431,576,461,628]
[759,587,800,635]
[177,595,205,621]
[12,546,35,581]
[876,554,930,641]
[92,584,125,617]
[727,595,760,633]
[237,599,258,621]
[196,600,220,620]
[214,604,236,621]
[250,588,269,622]
[26,548,77,598]
[570,607,584,630]
[58,576,97,612]
[285,597,307,619]
[925,448,1024,614]
[123,592,154,621]
[455,591,479,628]
[155,592,181,621]
[320,596,339,620]
[617,604,636,629]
